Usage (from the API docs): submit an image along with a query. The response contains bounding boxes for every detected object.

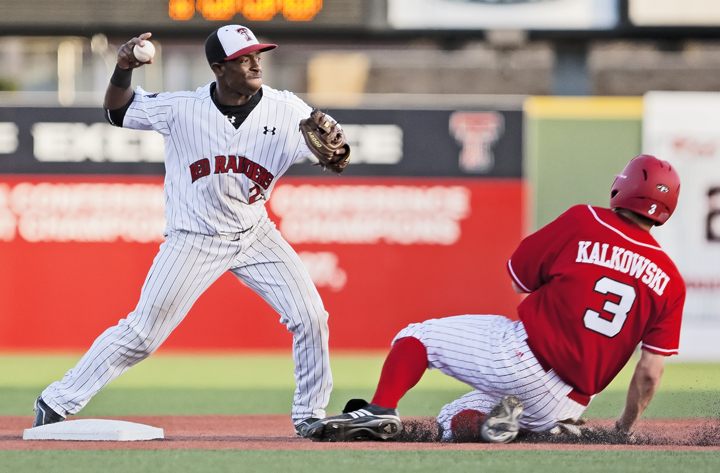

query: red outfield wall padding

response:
[0,175,524,351]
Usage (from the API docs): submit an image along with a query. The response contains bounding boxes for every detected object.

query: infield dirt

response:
[2,416,719,451]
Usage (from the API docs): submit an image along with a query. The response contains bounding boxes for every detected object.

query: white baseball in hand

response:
[133,41,155,62]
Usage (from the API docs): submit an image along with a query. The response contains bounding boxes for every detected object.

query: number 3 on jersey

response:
[583,277,636,338]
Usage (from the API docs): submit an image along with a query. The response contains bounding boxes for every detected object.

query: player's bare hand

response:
[117,33,153,70]
[613,420,637,443]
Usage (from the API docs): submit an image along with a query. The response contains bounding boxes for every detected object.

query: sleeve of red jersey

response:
[506,206,581,293]
[641,290,685,356]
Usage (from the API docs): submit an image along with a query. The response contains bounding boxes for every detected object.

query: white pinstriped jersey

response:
[123,83,315,235]
[40,78,333,426]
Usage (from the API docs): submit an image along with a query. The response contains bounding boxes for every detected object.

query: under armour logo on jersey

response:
[263,126,276,135]
[226,115,236,124]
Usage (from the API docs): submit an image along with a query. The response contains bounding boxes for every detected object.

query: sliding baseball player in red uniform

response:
[306,155,684,443]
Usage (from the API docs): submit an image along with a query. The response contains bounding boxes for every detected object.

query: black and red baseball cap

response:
[205,25,277,65]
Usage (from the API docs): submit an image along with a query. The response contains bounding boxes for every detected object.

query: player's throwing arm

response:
[104,33,153,112]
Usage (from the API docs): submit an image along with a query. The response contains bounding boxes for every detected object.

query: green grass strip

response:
[0,353,467,392]
[3,355,720,418]
[3,386,719,418]
[1,450,720,473]
[4,354,720,391]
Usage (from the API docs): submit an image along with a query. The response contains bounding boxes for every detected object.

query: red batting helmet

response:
[610,155,680,226]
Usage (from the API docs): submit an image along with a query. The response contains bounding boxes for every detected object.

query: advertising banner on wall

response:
[0,105,524,351]
[387,0,619,30]
[0,107,522,178]
[0,175,524,351]
[643,91,720,360]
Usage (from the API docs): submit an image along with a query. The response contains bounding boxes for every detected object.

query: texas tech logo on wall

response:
[449,112,505,173]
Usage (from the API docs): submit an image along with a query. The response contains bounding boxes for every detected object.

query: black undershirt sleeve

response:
[104,92,136,127]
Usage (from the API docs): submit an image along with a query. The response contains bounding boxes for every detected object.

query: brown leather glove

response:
[299,109,351,174]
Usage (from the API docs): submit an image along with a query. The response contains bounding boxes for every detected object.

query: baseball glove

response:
[299,109,351,174]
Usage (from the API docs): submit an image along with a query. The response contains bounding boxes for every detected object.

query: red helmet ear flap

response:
[610,155,680,226]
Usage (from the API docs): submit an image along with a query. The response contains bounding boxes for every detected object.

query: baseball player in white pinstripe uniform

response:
[305,155,685,443]
[32,25,348,437]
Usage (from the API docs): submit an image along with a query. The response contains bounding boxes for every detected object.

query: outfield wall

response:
[523,96,643,229]
[643,92,720,360]
[0,106,524,351]
[1,96,718,359]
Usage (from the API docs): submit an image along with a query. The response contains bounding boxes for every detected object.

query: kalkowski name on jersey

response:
[575,240,671,296]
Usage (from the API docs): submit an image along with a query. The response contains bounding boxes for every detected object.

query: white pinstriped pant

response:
[393,315,589,440]
[43,216,332,424]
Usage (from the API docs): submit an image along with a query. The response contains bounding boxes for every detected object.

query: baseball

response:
[133,41,155,62]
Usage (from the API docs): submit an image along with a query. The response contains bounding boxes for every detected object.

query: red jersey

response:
[507,205,685,396]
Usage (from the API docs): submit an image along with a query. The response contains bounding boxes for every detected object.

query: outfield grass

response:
[1,450,720,473]
[1,353,720,418]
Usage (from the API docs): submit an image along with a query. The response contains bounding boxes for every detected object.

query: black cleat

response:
[294,417,320,438]
[33,396,65,428]
[304,399,402,442]
[480,395,523,443]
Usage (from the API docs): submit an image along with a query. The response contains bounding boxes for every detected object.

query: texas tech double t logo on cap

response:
[204,24,277,65]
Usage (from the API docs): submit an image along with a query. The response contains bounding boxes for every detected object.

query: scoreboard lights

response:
[169,0,323,22]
